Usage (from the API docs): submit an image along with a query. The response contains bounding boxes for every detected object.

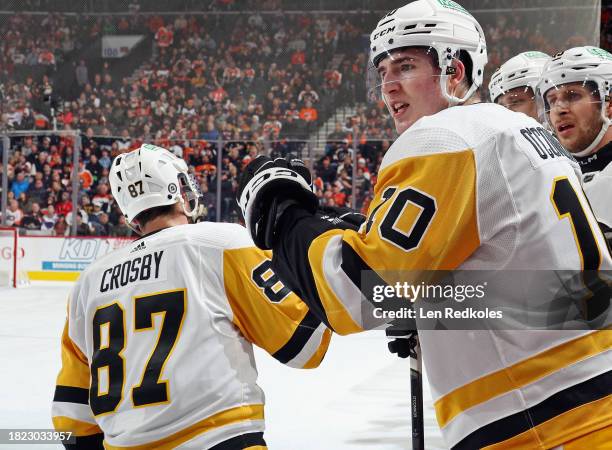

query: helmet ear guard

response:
[177,172,206,223]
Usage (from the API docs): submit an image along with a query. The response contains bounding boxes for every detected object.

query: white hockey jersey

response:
[52,222,331,449]
[280,103,612,449]
[582,160,612,232]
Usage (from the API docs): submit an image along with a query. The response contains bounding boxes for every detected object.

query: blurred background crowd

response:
[0,0,604,235]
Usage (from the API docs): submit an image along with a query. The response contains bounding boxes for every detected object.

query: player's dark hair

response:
[134,203,176,229]
[421,47,473,86]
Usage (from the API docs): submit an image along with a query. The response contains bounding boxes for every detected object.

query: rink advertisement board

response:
[19,236,134,281]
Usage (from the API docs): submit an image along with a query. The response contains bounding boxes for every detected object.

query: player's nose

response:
[381,77,401,95]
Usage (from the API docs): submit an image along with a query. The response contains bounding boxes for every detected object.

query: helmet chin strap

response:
[573,105,611,157]
[440,74,478,106]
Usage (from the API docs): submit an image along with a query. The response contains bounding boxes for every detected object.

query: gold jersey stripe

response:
[559,423,612,450]
[435,330,612,428]
[223,247,310,354]
[303,329,333,369]
[483,394,612,449]
[103,404,264,450]
[56,319,90,389]
[53,416,102,436]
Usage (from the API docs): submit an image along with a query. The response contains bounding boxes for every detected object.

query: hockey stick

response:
[410,339,425,450]
[387,326,424,449]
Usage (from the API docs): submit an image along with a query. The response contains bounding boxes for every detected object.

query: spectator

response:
[41,204,58,233]
[90,212,112,236]
[10,172,30,198]
[27,178,48,204]
[317,156,337,184]
[55,191,73,216]
[111,215,132,237]
[5,199,24,226]
[75,60,89,87]
[299,100,318,123]
[54,215,68,236]
[21,202,43,230]
[74,213,91,236]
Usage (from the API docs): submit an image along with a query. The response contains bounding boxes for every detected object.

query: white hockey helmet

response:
[369,0,487,105]
[489,51,550,103]
[110,144,203,232]
[536,46,612,155]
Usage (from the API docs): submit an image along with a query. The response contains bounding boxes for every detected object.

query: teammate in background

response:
[536,47,612,244]
[488,51,550,121]
[52,144,331,449]
[238,1,612,449]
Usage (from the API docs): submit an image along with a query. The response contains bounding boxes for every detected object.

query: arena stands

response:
[0,1,602,233]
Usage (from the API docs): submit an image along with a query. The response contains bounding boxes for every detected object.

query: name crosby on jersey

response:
[99,250,164,293]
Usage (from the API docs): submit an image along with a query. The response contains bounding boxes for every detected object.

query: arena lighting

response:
[1,130,82,236]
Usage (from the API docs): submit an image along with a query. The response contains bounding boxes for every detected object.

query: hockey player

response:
[536,47,612,244]
[52,144,331,449]
[237,1,612,449]
[488,51,550,121]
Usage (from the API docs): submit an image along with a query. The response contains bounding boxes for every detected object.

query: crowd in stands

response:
[0,2,602,235]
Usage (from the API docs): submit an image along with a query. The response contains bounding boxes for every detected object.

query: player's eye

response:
[567,91,582,102]
[400,64,414,72]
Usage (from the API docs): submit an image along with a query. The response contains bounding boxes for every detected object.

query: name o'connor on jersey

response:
[99,250,164,293]
[518,126,575,162]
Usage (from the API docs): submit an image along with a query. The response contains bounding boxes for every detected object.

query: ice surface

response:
[0,284,444,449]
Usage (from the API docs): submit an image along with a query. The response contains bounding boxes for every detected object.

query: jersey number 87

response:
[90,289,186,416]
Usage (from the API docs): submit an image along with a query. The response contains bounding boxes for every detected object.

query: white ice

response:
[0,284,445,450]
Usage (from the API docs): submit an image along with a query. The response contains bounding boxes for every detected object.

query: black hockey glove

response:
[386,320,419,359]
[237,156,318,249]
[317,205,366,231]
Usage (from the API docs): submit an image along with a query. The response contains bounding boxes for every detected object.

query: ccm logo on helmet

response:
[373,26,395,41]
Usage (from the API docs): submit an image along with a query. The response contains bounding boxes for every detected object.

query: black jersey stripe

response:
[274,205,338,330]
[209,432,266,450]
[63,433,104,450]
[53,385,89,405]
[453,369,612,450]
[272,310,321,364]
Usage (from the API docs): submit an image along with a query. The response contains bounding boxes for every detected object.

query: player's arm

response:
[52,300,104,450]
[223,247,332,368]
[239,150,481,335]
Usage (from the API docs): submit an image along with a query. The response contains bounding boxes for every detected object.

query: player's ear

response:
[605,95,612,120]
[447,58,467,97]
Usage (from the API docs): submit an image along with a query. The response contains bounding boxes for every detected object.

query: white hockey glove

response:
[237,156,318,249]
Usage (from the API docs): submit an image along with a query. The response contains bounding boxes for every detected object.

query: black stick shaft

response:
[410,342,424,450]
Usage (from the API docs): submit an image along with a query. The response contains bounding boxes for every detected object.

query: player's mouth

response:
[556,123,574,137]
[391,101,409,117]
